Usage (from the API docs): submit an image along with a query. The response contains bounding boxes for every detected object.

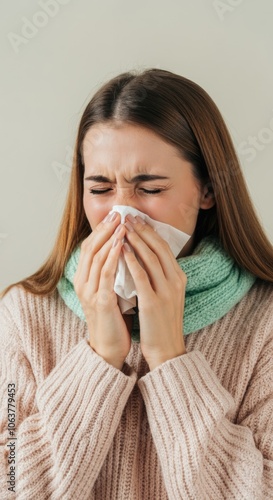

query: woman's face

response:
[82,123,213,255]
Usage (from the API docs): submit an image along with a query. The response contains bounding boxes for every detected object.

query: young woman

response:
[1,68,273,499]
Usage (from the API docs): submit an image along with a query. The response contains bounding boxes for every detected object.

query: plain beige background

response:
[1,0,273,291]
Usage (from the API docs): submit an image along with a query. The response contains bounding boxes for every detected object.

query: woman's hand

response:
[73,212,132,371]
[123,215,187,371]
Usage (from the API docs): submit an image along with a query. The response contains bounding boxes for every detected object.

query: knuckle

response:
[97,289,111,306]
[164,240,171,251]
[93,224,102,235]
[160,289,170,302]
[78,284,87,299]
[92,252,103,265]
[80,237,91,252]
[136,222,146,233]
[135,267,147,281]
[74,281,79,295]
[176,272,187,290]
[73,278,81,296]
[101,266,111,279]
[160,239,169,252]
[173,278,183,292]
[179,269,187,285]
[149,252,159,265]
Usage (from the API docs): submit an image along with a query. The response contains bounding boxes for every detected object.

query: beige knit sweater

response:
[0,281,273,500]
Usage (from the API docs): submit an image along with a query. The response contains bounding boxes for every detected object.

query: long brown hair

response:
[2,68,273,297]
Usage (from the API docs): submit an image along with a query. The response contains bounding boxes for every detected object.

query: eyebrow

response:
[84,174,170,183]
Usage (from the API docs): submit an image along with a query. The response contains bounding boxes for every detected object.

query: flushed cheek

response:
[83,197,107,229]
[177,200,199,224]
[178,185,200,214]
[166,193,200,232]
[155,187,197,213]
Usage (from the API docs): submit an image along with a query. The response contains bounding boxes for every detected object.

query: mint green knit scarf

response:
[57,237,256,342]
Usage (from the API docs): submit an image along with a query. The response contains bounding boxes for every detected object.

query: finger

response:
[122,242,153,298]
[84,237,124,307]
[124,216,181,283]
[126,235,166,292]
[74,212,121,287]
[84,225,126,296]
[98,237,124,294]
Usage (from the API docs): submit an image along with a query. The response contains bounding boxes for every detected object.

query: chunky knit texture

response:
[1,281,273,499]
[57,237,256,338]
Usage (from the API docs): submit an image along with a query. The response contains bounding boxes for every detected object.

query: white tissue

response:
[109,205,191,314]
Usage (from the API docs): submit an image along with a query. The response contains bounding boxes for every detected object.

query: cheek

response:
[177,193,200,223]
[140,198,166,218]
[167,187,201,232]
[83,194,107,229]
[180,182,201,210]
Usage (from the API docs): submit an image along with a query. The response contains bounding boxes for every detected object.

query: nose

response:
[113,187,139,210]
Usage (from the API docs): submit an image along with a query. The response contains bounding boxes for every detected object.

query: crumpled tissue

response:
[109,205,191,314]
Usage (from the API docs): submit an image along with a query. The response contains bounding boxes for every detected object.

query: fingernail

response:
[103,211,118,223]
[102,213,111,223]
[110,211,118,222]
[135,215,145,225]
[123,242,132,252]
[112,238,119,248]
[126,214,137,224]
[114,224,123,234]
[124,221,134,232]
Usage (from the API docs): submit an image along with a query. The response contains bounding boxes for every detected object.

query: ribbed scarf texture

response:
[57,237,256,342]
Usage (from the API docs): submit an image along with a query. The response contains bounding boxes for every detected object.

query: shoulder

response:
[0,285,59,326]
[0,285,80,346]
[188,279,273,360]
[235,279,273,345]
[0,285,87,371]
[245,279,273,319]
[0,286,58,347]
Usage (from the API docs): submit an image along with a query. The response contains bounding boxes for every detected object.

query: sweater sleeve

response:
[0,307,137,499]
[137,343,273,499]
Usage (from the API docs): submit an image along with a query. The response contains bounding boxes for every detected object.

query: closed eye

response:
[141,188,163,194]
[89,189,112,194]
[89,188,163,195]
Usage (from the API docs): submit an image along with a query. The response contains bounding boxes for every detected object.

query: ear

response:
[199,183,215,210]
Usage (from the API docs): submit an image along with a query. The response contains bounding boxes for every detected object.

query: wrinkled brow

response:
[84,174,170,183]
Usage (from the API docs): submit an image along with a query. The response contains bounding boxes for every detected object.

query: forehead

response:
[82,123,181,166]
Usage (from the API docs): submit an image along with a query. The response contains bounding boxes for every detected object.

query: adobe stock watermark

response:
[52,145,73,182]
[213,0,244,21]
[52,125,112,183]
[238,111,273,163]
[7,0,72,54]
[124,72,165,109]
